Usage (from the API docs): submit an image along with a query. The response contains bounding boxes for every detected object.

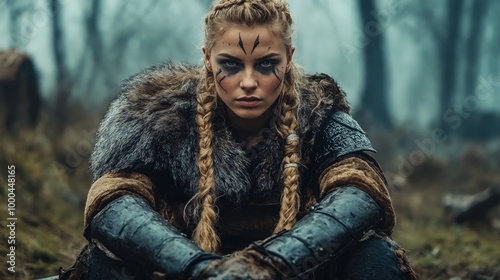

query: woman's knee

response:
[338,232,416,280]
[86,245,136,280]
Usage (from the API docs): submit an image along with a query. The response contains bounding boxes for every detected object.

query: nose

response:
[240,69,257,90]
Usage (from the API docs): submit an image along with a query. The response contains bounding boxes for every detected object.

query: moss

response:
[392,168,500,279]
[0,123,89,279]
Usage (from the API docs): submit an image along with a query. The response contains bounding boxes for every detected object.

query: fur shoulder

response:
[297,72,351,144]
[300,73,350,115]
[90,63,253,205]
[297,73,352,179]
[121,63,201,99]
[90,63,201,181]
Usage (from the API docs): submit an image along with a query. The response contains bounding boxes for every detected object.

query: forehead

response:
[212,24,286,54]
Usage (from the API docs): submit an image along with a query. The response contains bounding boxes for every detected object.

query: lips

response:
[236,97,261,101]
[236,96,262,107]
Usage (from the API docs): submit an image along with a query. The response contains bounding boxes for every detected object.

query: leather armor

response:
[89,195,220,280]
[252,186,383,278]
[312,110,376,176]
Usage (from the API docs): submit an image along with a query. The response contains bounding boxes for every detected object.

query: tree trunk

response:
[83,0,106,92]
[357,0,392,128]
[49,0,71,128]
[463,0,489,98]
[438,0,464,126]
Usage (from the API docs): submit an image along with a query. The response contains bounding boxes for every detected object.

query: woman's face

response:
[203,25,294,121]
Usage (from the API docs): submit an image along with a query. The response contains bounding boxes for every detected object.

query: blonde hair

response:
[193,0,303,252]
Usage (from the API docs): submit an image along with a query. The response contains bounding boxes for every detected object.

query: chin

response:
[233,109,266,120]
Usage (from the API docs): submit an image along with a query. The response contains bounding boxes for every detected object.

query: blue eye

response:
[259,60,274,69]
[219,60,240,69]
[224,60,237,67]
[256,59,279,74]
[216,59,242,75]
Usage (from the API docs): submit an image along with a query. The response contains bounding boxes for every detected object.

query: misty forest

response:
[1,0,499,279]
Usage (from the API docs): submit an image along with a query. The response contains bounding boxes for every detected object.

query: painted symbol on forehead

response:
[251,35,260,55]
[238,32,247,55]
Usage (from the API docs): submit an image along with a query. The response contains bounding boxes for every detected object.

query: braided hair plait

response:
[209,0,246,15]
[195,0,302,250]
[192,67,220,253]
[204,0,293,53]
[274,63,303,233]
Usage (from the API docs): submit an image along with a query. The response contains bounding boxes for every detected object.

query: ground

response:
[0,115,499,280]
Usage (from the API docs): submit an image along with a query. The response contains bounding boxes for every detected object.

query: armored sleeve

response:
[311,110,376,177]
[88,195,220,279]
[83,172,156,228]
[312,109,395,233]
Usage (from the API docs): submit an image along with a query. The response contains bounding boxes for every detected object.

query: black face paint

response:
[216,68,228,93]
[255,59,280,75]
[272,68,283,94]
[218,76,228,93]
[217,58,243,76]
[251,35,260,55]
[272,68,282,82]
[238,32,247,55]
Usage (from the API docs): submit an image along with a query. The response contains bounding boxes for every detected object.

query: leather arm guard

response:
[88,195,220,280]
[252,186,383,278]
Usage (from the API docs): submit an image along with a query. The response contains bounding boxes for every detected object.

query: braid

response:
[198,0,302,245]
[204,0,293,53]
[192,68,220,253]
[209,0,246,16]
[274,63,302,233]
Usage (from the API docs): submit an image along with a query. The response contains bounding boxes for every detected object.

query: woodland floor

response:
[1,115,499,280]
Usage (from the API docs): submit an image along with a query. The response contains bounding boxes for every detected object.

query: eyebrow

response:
[217,53,282,61]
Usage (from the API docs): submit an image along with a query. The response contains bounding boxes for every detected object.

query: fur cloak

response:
[90,63,351,208]
[58,64,415,280]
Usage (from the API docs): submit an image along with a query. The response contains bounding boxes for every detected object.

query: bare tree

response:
[410,0,465,127]
[78,0,109,97]
[73,0,161,102]
[488,4,500,78]
[437,0,464,125]
[86,0,104,71]
[356,0,392,128]
[49,0,72,127]
[463,0,490,98]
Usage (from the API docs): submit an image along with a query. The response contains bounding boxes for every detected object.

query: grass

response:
[0,117,91,279]
[385,139,500,279]
[393,192,500,279]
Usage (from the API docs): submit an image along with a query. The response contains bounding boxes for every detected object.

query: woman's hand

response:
[192,247,288,280]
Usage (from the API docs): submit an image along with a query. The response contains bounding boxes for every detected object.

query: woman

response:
[61,0,416,279]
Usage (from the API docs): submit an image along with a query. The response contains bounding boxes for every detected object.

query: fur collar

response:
[90,63,349,206]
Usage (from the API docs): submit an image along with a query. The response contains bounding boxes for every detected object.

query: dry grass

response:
[0,114,95,279]
[371,126,500,280]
